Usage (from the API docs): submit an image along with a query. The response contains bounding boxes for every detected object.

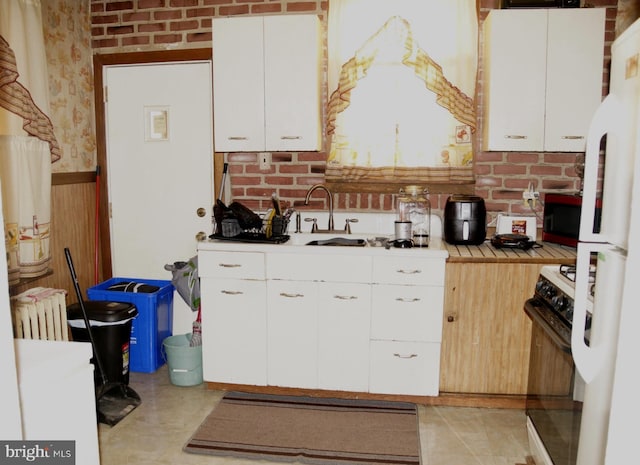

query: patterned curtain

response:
[0,0,57,284]
[326,0,478,185]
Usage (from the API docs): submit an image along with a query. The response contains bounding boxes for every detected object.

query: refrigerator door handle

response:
[580,94,621,243]
[572,243,607,384]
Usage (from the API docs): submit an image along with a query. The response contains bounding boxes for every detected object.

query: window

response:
[326,0,478,193]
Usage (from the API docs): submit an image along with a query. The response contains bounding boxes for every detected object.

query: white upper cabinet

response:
[482,8,605,152]
[212,14,322,152]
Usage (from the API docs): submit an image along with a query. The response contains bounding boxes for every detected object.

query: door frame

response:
[93,49,215,280]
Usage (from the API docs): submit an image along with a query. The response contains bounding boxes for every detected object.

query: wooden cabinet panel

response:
[440,262,543,394]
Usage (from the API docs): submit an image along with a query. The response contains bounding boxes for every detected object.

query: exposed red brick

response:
[265,176,294,185]
[231,176,262,185]
[187,31,212,42]
[122,12,151,22]
[155,10,182,20]
[279,165,308,174]
[138,0,166,9]
[218,5,250,16]
[92,14,120,24]
[531,165,563,176]
[170,0,198,6]
[138,23,166,33]
[286,2,317,12]
[91,3,105,13]
[186,7,215,18]
[122,35,151,46]
[251,4,282,14]
[92,37,118,48]
[170,20,199,31]
[106,1,134,12]
[91,26,105,36]
[153,33,182,43]
[106,25,134,35]
[493,164,527,175]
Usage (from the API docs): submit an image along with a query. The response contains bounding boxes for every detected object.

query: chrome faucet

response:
[303,184,336,232]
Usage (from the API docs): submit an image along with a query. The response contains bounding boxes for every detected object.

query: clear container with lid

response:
[396,185,431,247]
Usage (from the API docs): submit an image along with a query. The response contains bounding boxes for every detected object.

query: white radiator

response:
[11,287,69,341]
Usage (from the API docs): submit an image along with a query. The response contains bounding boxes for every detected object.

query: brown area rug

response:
[184,391,421,465]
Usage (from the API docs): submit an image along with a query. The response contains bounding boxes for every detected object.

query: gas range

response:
[528,265,594,347]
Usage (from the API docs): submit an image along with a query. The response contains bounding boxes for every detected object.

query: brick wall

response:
[90,0,618,219]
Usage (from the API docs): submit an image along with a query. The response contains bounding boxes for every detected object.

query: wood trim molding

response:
[52,171,96,185]
[93,48,212,280]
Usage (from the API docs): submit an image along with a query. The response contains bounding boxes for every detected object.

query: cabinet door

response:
[201,278,267,385]
[317,282,371,392]
[440,263,541,394]
[482,9,547,151]
[212,16,265,152]
[544,8,605,152]
[267,280,318,388]
[264,15,322,151]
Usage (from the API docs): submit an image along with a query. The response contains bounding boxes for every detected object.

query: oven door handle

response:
[572,243,606,383]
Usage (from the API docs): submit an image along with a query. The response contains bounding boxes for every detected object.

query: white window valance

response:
[326,0,478,186]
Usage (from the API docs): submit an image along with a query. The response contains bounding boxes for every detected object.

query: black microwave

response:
[501,0,579,8]
[542,193,601,247]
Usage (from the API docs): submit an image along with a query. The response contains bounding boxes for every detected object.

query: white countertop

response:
[199,212,448,259]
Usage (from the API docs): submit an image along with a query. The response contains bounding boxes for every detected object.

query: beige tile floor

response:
[98,365,531,465]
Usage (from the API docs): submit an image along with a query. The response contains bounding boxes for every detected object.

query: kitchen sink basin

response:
[305,237,367,247]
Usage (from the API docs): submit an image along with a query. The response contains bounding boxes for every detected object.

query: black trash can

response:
[67,300,138,387]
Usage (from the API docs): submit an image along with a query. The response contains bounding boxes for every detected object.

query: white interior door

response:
[104,62,213,334]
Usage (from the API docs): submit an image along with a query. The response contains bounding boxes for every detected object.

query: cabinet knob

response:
[447,315,456,323]
[196,231,207,241]
[197,207,206,217]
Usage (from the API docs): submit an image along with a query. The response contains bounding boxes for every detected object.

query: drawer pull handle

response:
[561,135,584,140]
[280,135,302,140]
[219,263,242,268]
[280,292,304,298]
[396,297,420,303]
[393,353,418,359]
[221,290,243,295]
[228,136,248,140]
[504,135,527,139]
[396,269,421,275]
[334,295,357,300]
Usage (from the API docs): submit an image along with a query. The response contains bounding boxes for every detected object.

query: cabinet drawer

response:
[199,250,265,279]
[267,253,371,283]
[371,285,443,342]
[372,256,445,286]
[369,340,440,396]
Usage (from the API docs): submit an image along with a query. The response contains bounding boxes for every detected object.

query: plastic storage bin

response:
[87,278,174,373]
[67,300,138,386]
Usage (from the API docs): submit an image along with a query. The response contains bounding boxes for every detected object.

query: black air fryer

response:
[444,195,487,245]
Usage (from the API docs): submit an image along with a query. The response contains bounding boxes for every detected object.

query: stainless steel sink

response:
[305,237,367,247]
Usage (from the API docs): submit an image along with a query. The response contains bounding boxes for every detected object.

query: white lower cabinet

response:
[201,278,267,385]
[198,245,445,397]
[267,280,318,388]
[317,282,371,392]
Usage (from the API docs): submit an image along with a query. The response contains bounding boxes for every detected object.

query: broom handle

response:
[218,163,228,202]
[64,247,109,386]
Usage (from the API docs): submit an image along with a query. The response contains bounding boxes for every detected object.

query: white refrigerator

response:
[572,17,640,465]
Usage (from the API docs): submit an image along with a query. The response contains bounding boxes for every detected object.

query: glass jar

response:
[396,185,431,247]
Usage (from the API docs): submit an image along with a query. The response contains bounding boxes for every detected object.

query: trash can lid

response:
[67,300,138,323]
